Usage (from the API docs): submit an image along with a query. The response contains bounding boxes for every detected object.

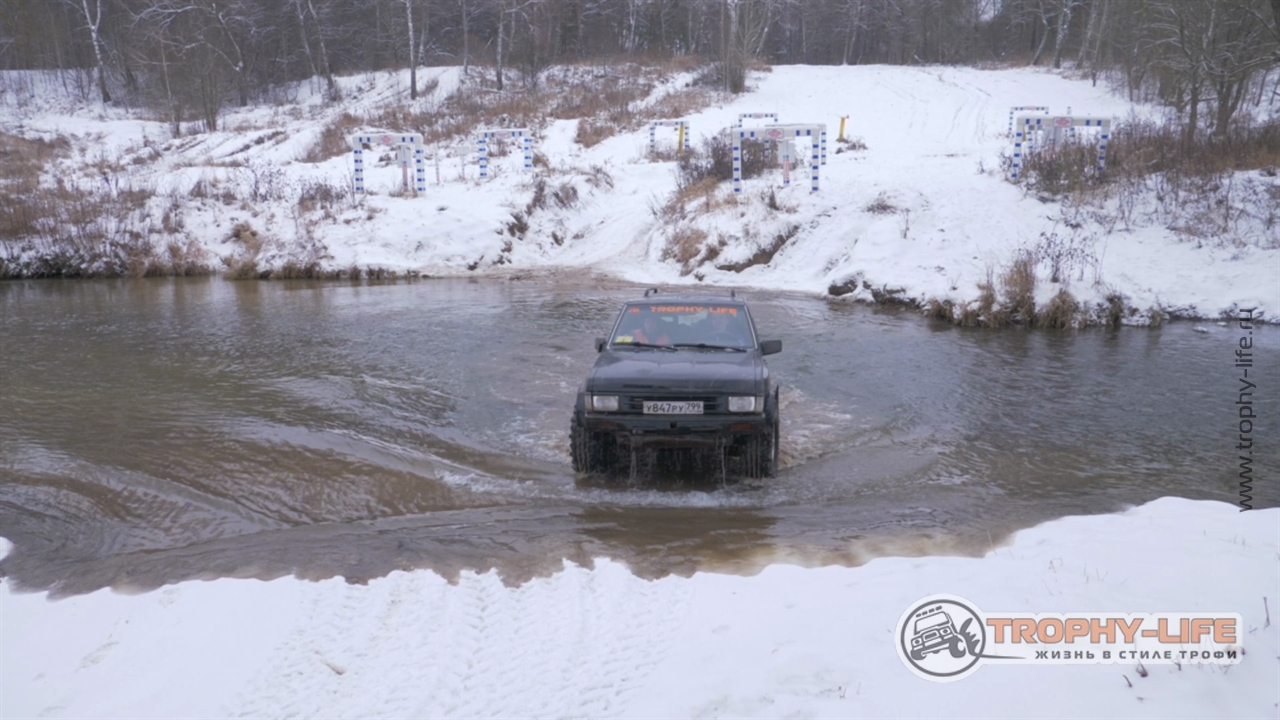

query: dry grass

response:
[271,261,324,279]
[1017,116,1280,248]
[222,222,265,279]
[1101,292,1127,328]
[665,225,709,269]
[0,133,214,278]
[302,112,363,163]
[1036,289,1079,329]
[301,62,719,163]
[1020,142,1102,197]
[575,119,614,148]
[999,251,1037,325]
[676,135,770,190]
[864,192,898,215]
[836,136,868,152]
[0,133,71,180]
[673,176,728,213]
[297,178,348,213]
[923,256,1126,329]
[648,87,715,121]
[1108,117,1280,179]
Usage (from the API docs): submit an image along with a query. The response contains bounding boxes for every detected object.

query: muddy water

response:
[1,278,1274,595]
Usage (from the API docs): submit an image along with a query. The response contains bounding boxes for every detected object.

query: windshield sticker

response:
[628,305,739,315]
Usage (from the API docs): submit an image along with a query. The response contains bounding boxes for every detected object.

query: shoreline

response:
[2,268,1271,327]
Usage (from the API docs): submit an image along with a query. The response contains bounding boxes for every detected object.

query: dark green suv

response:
[570,290,781,479]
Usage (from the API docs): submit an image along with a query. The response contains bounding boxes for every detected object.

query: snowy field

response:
[2,498,1276,718]
[2,63,1275,321]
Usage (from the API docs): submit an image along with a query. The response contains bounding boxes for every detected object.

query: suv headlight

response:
[590,395,620,412]
[727,396,760,413]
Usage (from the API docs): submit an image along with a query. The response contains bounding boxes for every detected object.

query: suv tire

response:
[571,416,615,473]
[742,417,777,479]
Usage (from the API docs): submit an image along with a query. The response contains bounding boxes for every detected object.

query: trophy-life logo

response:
[896,594,1243,682]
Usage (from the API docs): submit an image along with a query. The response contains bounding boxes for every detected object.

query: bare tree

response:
[1028,0,1056,66]
[1075,0,1110,84]
[66,0,111,102]
[404,0,417,97]
[1051,0,1081,69]
[1151,0,1277,141]
[288,0,335,97]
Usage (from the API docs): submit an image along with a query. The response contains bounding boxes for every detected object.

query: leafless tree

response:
[291,0,337,98]
[66,0,111,102]
[1151,0,1277,141]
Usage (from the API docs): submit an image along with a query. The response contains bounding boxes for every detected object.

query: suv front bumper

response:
[581,412,770,449]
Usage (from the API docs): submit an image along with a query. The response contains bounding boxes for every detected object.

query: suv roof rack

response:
[642,287,740,299]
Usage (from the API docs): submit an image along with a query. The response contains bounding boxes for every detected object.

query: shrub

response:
[302,112,362,163]
[676,134,770,189]
[1036,289,1079,329]
[1000,250,1037,325]
[864,193,898,215]
[665,225,709,268]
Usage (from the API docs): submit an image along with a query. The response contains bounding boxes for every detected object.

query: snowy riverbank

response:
[3,497,1275,718]
[2,64,1275,323]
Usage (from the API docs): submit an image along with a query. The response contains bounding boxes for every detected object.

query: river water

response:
[1,277,1274,596]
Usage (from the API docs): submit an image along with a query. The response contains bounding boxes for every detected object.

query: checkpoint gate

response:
[1008,106,1049,136]
[734,124,823,193]
[1009,115,1111,181]
[476,128,533,179]
[349,133,427,194]
[649,120,691,154]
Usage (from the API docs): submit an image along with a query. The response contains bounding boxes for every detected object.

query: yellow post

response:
[838,116,848,142]
[677,123,686,154]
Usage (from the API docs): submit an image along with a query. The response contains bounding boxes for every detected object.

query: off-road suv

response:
[570,290,781,478]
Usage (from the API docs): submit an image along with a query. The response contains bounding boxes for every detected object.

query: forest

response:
[1,1,1276,138]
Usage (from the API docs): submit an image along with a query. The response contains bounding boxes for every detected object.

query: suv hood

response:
[588,349,763,394]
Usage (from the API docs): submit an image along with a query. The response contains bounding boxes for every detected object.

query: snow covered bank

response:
[1,64,1275,322]
[3,497,1275,718]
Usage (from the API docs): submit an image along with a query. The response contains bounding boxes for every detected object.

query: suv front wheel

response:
[741,389,779,479]
[570,415,616,473]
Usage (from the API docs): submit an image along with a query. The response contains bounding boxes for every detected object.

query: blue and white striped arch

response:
[348,133,427,195]
[738,112,778,127]
[1007,106,1049,136]
[476,128,533,179]
[734,124,824,193]
[1009,115,1111,182]
[648,120,691,153]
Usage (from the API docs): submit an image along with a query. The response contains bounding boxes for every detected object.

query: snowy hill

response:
[1,63,1275,322]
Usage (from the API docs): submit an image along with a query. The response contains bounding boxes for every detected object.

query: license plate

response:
[643,400,704,415]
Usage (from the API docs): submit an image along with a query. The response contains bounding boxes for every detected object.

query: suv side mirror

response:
[595,337,607,353]
[759,339,782,355]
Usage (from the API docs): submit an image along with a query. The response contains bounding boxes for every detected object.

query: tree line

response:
[0,0,1276,139]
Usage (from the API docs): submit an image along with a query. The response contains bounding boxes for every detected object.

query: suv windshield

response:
[611,303,755,349]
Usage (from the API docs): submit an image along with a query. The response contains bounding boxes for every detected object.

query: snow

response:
[2,64,1276,715]
[2,498,1275,717]
[2,64,1274,320]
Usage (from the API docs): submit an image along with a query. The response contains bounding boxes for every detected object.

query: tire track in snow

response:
[228,561,691,718]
